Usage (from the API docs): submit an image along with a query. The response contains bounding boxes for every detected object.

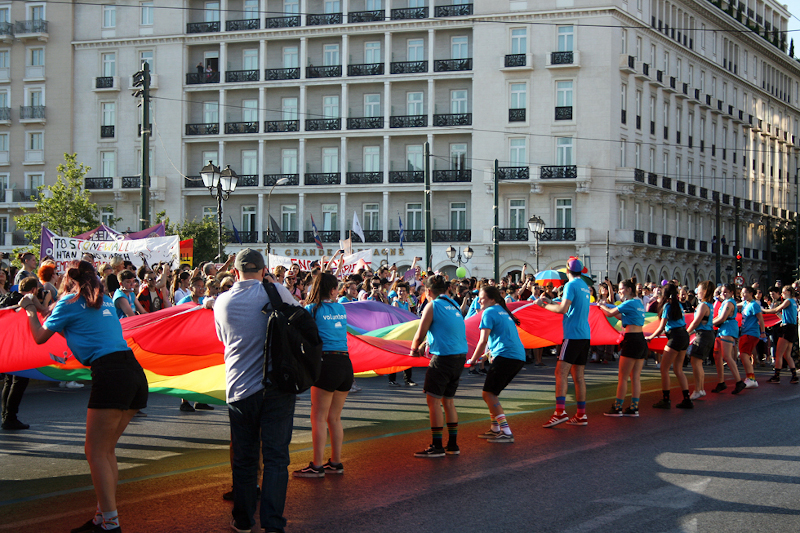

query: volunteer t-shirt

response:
[662,303,686,331]
[427,295,467,356]
[740,300,762,337]
[479,304,525,361]
[113,289,136,319]
[562,278,591,339]
[615,298,645,327]
[306,301,349,352]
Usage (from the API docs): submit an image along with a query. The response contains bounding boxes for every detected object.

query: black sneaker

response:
[222,489,234,501]
[387,381,402,387]
[478,429,502,439]
[179,401,196,412]
[478,368,488,375]
[405,381,417,387]
[766,375,780,384]
[604,404,623,417]
[652,399,671,409]
[71,519,98,533]
[732,381,746,394]
[293,462,325,478]
[711,382,727,393]
[468,367,480,375]
[194,402,215,410]
[675,399,694,409]
[322,460,343,474]
[414,445,446,458]
[790,375,799,384]
[622,407,639,417]
[445,444,460,455]
[1,418,29,430]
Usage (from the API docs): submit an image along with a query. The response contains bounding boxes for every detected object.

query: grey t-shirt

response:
[214,278,299,403]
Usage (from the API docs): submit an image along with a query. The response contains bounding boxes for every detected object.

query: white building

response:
[63,0,799,284]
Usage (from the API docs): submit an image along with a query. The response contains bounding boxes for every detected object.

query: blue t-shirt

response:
[393,299,410,312]
[465,295,481,319]
[43,294,130,365]
[306,302,349,352]
[178,295,205,305]
[694,302,714,331]
[337,296,354,304]
[427,296,467,356]
[113,289,136,319]
[662,303,686,331]
[781,298,797,325]
[716,298,739,338]
[479,304,525,361]
[562,278,591,339]
[741,300,762,337]
[615,298,645,327]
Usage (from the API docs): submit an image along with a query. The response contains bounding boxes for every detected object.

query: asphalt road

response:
[1,358,798,533]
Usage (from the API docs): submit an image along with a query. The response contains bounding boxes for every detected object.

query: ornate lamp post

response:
[265,177,289,269]
[201,161,238,262]
[445,245,474,270]
[527,214,546,271]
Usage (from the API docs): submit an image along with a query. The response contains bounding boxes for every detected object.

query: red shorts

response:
[738,334,760,355]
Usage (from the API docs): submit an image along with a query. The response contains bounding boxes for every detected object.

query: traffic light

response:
[735,251,743,274]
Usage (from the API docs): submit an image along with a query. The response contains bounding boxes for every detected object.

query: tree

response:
[155,210,228,266]
[791,39,795,59]
[771,216,799,283]
[14,153,104,259]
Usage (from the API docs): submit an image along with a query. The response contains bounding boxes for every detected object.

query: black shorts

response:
[665,327,689,351]
[690,330,715,360]
[423,354,466,399]
[482,356,524,396]
[313,352,354,392]
[559,339,590,366]
[780,324,799,344]
[619,332,648,360]
[88,350,149,410]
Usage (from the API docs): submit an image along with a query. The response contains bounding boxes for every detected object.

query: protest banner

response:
[268,248,373,275]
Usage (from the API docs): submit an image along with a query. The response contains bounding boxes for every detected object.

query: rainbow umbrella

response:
[534,269,567,287]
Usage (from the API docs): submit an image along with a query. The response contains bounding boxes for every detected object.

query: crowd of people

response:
[3,247,799,533]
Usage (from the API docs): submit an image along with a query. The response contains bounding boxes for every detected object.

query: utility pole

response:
[734,200,740,278]
[133,62,151,231]
[424,142,431,271]
[494,159,499,281]
[715,195,721,283]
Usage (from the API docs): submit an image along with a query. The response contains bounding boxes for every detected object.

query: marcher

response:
[685,281,715,399]
[762,285,799,384]
[711,284,746,394]
[738,285,765,389]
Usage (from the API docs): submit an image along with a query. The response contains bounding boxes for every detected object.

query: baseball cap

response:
[234,248,265,273]
[566,257,583,273]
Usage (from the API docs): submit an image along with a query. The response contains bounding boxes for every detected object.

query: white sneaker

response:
[744,378,759,389]
[65,381,84,389]
[654,363,661,369]
[349,383,361,393]
[58,381,67,388]
[689,389,706,400]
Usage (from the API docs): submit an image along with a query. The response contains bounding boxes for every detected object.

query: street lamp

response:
[445,245,474,269]
[201,161,238,262]
[265,177,289,269]
[527,214,546,271]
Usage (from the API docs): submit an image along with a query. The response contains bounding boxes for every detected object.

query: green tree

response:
[155,210,228,266]
[14,153,107,259]
[772,217,800,283]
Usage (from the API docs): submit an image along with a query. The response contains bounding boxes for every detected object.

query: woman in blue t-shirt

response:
[762,285,799,384]
[685,280,716,400]
[646,283,693,409]
[294,272,353,478]
[21,260,148,533]
[711,284,746,394]
[467,285,525,443]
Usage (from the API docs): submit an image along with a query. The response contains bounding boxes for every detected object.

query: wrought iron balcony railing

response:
[497,167,529,180]
[433,58,472,72]
[348,10,384,22]
[389,229,424,242]
[85,177,113,189]
[433,170,471,182]
[307,13,343,25]
[184,176,205,188]
[390,115,427,128]
[265,67,300,80]
[540,165,577,179]
[226,18,260,31]
[95,77,114,89]
[235,174,259,187]
[186,72,220,84]
[432,229,471,242]
[263,174,299,186]
[540,227,577,241]
[304,230,340,243]
[434,4,473,17]
[225,122,259,134]
[361,230,384,242]
[15,20,47,34]
[100,125,115,138]
[263,230,299,243]
[122,176,140,188]
[390,7,428,19]
[20,106,45,119]
[186,21,220,33]
[388,171,423,183]
[346,172,383,184]
[555,106,573,120]
[265,16,300,28]
[185,123,219,135]
[347,117,383,129]
[390,60,427,74]
[509,108,526,122]
[306,65,342,78]
[347,63,384,76]
[305,173,341,185]
[634,230,644,243]
[497,228,528,241]
[433,113,471,126]
[306,118,341,131]
[265,120,299,132]
[505,54,526,67]
[550,51,573,64]
[226,69,259,82]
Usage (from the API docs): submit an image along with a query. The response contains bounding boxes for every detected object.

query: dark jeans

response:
[388,368,413,383]
[228,385,295,533]
[1,374,29,421]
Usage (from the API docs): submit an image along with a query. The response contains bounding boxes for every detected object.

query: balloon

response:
[456,266,467,278]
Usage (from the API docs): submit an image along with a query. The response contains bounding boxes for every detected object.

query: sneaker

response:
[405,381,417,387]
[655,363,661,369]
[487,432,515,443]
[222,489,234,501]
[1,418,29,430]
[445,443,460,455]
[478,429,502,439]
[791,375,799,384]
[604,404,623,417]
[567,415,588,426]
[65,381,84,389]
[70,518,98,533]
[689,390,706,400]
[744,378,759,389]
[534,362,547,367]
[478,368,488,375]
[133,410,147,417]
[322,460,344,474]
[732,381,747,395]
[230,519,251,533]
[387,381,402,387]
[414,445,446,458]
[711,382,727,393]
[349,383,362,393]
[652,399,671,409]
[93,526,121,533]
[293,462,325,477]
[194,402,214,410]
[543,411,570,428]
[179,401,196,412]
[766,375,780,384]
[468,367,480,375]
[675,399,694,409]
[622,407,639,417]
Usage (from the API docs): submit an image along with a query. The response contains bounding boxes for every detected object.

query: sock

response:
[613,398,623,409]
[93,504,103,526]
[747,373,755,381]
[682,389,690,400]
[556,396,566,413]
[662,390,670,401]
[489,414,499,431]
[496,414,511,435]
[631,398,639,410]
[446,422,458,446]
[577,401,586,417]
[431,427,443,449]
[101,511,119,530]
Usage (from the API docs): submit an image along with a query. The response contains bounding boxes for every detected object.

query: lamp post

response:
[527,214,545,271]
[381,248,390,267]
[445,245,474,273]
[265,177,289,269]
[201,161,238,262]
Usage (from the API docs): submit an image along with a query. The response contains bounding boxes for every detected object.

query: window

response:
[364,146,380,172]
[635,36,642,60]
[243,49,258,71]
[619,199,626,228]
[322,147,339,173]
[202,150,218,167]
[450,202,467,230]
[204,2,220,22]
[556,138,574,165]
[29,48,44,67]
[0,132,8,155]
[663,51,669,75]
[407,203,422,230]
[27,173,44,189]
[407,145,423,171]
[450,144,467,170]
[139,50,154,70]
[101,102,115,126]
[511,28,527,54]
[0,7,8,23]
[241,206,256,232]
[242,100,258,122]
[621,29,627,54]
[241,149,257,175]
[101,53,115,77]
[28,132,43,150]
[103,5,116,28]
[323,96,339,118]
[555,199,573,228]
[322,203,338,231]
[364,94,380,118]
[203,206,216,220]
[203,101,218,123]
[510,82,526,109]
[363,203,380,230]
[98,206,114,227]
[634,202,640,230]
[140,1,154,25]
[244,0,258,18]
[451,36,468,59]
[29,4,44,20]
[557,26,574,52]
[324,0,340,13]
[283,47,298,68]
[365,41,381,64]
[282,149,297,174]
[620,138,626,167]
[0,50,7,70]
[323,44,340,66]
[557,80,573,107]
[100,151,115,177]
[648,204,654,233]
[282,97,297,120]
[620,83,627,116]
[451,90,468,114]
[635,143,641,168]
[366,0,382,9]
[409,0,424,6]
[284,0,299,14]
[509,199,526,228]
[408,39,424,61]
[700,23,706,49]
[407,92,423,115]
[281,204,297,231]
[509,138,526,166]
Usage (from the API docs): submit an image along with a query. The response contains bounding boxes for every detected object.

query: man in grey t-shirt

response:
[214,248,298,533]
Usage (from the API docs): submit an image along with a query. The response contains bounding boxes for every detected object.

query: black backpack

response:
[0,291,22,309]
[261,281,323,394]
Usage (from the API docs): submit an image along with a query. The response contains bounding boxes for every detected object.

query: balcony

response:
[508,108,526,122]
[15,20,48,40]
[265,68,300,80]
[305,118,341,131]
[306,65,342,78]
[0,22,12,41]
[540,228,576,241]
[265,16,300,28]
[391,7,428,19]
[497,228,528,241]
[555,106,573,120]
[265,120,299,132]
[348,10,384,22]
[661,177,671,190]
[647,232,657,245]
[504,54,526,68]
[304,230,340,243]
[85,177,113,190]
[264,174,299,186]
[433,113,471,126]
[699,187,707,199]
[497,167,529,180]
[676,180,685,193]
[307,13,343,25]
[348,63,384,76]
[389,229,424,242]
[634,169,644,182]
[347,117,383,129]
[100,125,115,138]
[699,241,707,253]
[433,170,471,182]
[186,21,220,33]
[185,123,219,135]
[433,58,472,72]
[661,235,671,247]
[226,70,259,83]
[676,237,684,250]
[390,115,427,128]
[346,172,383,184]
[186,72,220,84]
[184,176,205,188]
[550,51,574,65]
[388,171,423,183]
[633,230,644,243]
[647,172,658,186]
[230,230,258,243]
[12,189,40,203]
[226,18,259,31]
[305,173,341,185]
[435,3,473,16]
[540,165,577,179]
[263,231,299,243]
[391,60,427,74]
[432,229,471,242]
[228,174,256,188]
[95,77,116,89]
[122,176,140,188]
[225,122,259,134]
[19,105,45,122]
[686,239,695,251]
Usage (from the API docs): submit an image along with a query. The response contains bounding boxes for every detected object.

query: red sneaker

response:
[567,414,588,426]
[543,411,569,428]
